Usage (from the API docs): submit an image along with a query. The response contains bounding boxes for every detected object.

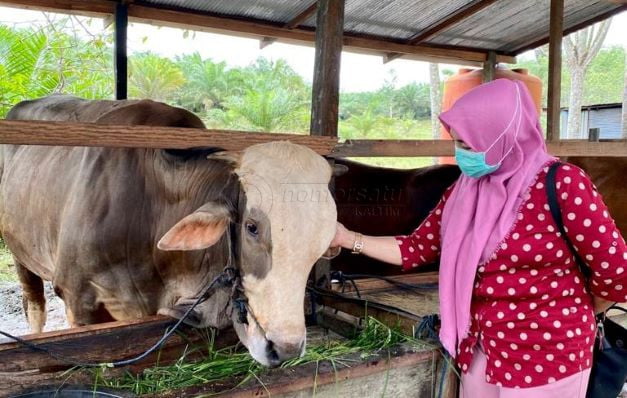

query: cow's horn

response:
[331,163,349,177]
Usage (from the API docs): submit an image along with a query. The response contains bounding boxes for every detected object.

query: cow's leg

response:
[15,259,46,333]
[60,285,116,327]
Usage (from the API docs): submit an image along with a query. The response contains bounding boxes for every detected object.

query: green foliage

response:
[175,52,242,113]
[223,58,311,132]
[0,19,113,116]
[517,46,625,107]
[0,26,57,115]
[129,52,185,102]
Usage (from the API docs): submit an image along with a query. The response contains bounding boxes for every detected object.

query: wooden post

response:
[482,51,497,82]
[310,0,344,137]
[310,0,344,290]
[546,0,564,141]
[114,1,128,100]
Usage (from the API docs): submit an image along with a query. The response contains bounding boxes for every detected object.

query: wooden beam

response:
[0,120,338,154]
[259,36,276,49]
[546,0,564,141]
[114,1,128,100]
[311,0,344,291]
[385,0,500,63]
[511,4,627,55]
[310,0,344,137]
[1,124,624,157]
[285,1,318,29]
[260,1,330,49]
[0,0,515,66]
[482,50,497,82]
[0,0,114,15]
[330,139,627,157]
[0,315,238,396]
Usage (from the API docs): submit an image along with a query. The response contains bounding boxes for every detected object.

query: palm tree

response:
[226,58,310,132]
[128,53,185,102]
[0,26,59,116]
[177,53,241,112]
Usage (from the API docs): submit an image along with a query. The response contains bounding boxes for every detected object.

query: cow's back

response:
[0,96,210,320]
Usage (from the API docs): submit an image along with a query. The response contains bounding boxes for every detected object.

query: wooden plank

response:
[511,4,627,55]
[385,0,500,63]
[0,0,114,15]
[2,126,624,157]
[330,139,627,157]
[0,315,239,396]
[114,2,128,100]
[482,50,497,82]
[0,0,514,66]
[155,344,442,398]
[0,316,237,372]
[0,120,338,154]
[546,0,564,142]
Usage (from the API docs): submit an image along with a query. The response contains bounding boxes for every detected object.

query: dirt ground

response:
[0,281,68,340]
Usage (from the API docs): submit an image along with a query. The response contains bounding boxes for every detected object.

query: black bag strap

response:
[546,162,591,279]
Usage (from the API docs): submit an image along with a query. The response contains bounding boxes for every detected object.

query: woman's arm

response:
[330,185,453,270]
[557,164,627,309]
[331,222,403,266]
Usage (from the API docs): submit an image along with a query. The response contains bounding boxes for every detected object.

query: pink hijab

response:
[437,79,555,356]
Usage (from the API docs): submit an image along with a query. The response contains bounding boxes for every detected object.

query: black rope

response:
[329,271,438,297]
[0,266,239,368]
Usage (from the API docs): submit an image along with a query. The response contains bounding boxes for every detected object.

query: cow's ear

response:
[158,202,231,251]
[207,151,242,167]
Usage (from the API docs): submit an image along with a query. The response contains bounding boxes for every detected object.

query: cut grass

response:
[94,317,436,396]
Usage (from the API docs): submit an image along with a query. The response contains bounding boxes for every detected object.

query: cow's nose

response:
[265,339,305,367]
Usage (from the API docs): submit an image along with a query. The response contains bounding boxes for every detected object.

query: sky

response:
[1,6,626,92]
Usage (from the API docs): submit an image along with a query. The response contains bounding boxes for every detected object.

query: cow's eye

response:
[245,221,258,236]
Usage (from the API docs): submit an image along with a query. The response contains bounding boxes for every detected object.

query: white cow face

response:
[158,142,337,367]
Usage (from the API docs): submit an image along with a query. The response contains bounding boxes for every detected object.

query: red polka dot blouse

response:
[396,161,627,388]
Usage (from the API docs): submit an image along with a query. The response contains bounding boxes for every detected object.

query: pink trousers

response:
[460,346,591,398]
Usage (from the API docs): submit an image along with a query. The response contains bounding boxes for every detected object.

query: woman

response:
[330,79,626,397]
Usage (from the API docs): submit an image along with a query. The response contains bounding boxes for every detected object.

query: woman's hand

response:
[328,222,404,266]
[329,222,355,250]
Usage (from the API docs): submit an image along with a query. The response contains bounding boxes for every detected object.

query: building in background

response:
[560,103,622,139]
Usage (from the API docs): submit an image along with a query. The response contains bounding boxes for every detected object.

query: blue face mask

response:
[454,146,500,178]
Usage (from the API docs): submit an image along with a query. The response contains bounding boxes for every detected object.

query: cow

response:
[564,157,627,235]
[331,157,626,276]
[331,158,460,276]
[1,95,337,367]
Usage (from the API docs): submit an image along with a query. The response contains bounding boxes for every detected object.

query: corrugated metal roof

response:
[141,0,313,24]
[428,0,619,52]
[302,0,475,41]
[137,0,623,54]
